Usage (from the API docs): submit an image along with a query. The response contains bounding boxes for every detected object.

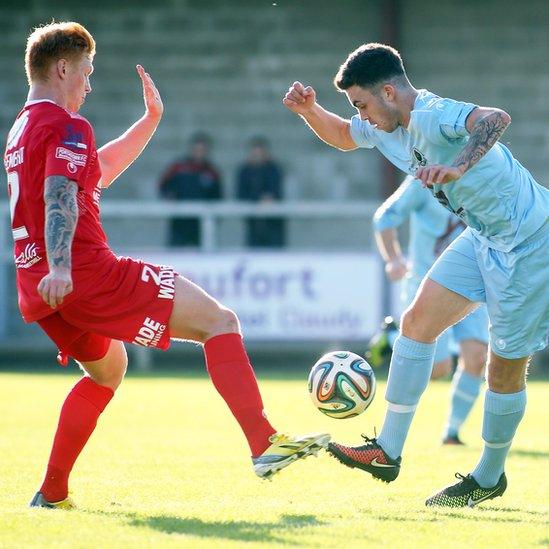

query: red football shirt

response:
[4,100,113,322]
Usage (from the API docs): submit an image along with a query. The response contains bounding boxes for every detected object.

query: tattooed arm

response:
[453,108,512,174]
[37,176,79,308]
[416,107,512,187]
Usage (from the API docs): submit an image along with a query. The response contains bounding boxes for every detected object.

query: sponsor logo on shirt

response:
[15,242,42,269]
[133,317,167,347]
[432,190,467,220]
[55,147,87,167]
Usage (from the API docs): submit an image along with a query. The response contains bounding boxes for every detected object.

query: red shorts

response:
[37,256,177,362]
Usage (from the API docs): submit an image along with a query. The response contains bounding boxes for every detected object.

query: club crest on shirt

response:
[409,147,428,175]
[63,124,87,150]
[412,147,427,166]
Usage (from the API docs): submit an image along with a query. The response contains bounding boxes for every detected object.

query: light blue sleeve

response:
[439,98,478,141]
[373,176,426,231]
[349,114,376,149]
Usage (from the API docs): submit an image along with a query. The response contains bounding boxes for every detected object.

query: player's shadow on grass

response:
[125,513,326,544]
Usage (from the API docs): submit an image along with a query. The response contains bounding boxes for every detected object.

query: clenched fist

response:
[283,81,317,115]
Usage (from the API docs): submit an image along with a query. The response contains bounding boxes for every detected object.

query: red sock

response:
[204,333,277,457]
[40,377,114,502]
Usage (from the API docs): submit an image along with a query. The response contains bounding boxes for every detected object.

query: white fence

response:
[0,200,389,358]
[1,199,380,252]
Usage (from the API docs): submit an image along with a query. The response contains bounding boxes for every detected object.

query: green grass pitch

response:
[0,371,547,548]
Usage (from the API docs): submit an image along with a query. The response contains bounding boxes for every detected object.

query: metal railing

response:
[1,199,379,256]
[0,200,382,351]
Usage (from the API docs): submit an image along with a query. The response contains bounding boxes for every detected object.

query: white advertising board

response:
[139,252,382,341]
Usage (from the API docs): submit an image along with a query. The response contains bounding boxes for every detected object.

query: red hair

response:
[25,21,95,84]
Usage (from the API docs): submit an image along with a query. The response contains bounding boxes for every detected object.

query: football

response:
[308,351,376,419]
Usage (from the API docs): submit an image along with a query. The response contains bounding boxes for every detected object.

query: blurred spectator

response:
[158,133,222,247]
[236,137,286,248]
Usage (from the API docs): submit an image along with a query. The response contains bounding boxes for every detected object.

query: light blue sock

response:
[471,389,526,488]
[443,370,483,439]
[377,335,436,459]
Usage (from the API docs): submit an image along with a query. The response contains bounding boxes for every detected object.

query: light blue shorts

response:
[427,224,549,359]
[402,274,489,363]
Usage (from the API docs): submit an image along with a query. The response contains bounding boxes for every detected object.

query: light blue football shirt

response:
[373,175,464,279]
[351,89,549,251]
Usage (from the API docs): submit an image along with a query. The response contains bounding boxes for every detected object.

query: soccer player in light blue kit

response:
[373,175,489,444]
[283,43,549,507]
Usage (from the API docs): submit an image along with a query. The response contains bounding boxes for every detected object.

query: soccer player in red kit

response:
[4,22,329,509]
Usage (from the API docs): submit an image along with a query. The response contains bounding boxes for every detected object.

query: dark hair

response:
[334,43,406,91]
[248,136,269,149]
[190,132,212,147]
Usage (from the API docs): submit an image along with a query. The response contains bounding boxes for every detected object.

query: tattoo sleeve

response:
[43,176,79,270]
[452,111,510,174]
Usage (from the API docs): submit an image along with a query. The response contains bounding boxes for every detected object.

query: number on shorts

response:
[141,265,161,286]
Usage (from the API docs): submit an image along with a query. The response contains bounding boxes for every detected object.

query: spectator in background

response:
[236,137,286,248]
[158,133,222,247]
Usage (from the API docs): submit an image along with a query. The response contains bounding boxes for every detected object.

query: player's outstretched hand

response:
[137,64,163,120]
[283,81,317,115]
[38,267,73,309]
[416,164,463,187]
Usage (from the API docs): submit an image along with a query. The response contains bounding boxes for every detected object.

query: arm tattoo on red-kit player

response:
[43,175,79,270]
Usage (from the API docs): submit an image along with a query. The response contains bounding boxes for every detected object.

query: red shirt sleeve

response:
[43,118,93,187]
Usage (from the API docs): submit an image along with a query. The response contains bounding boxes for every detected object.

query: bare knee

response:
[103,358,127,391]
[486,352,528,393]
[169,277,242,343]
[82,343,128,391]
[401,279,475,344]
[400,305,437,343]
[88,359,127,391]
[400,306,420,338]
[204,307,240,341]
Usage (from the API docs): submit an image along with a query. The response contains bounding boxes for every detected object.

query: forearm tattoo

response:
[452,111,510,174]
[44,175,78,270]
